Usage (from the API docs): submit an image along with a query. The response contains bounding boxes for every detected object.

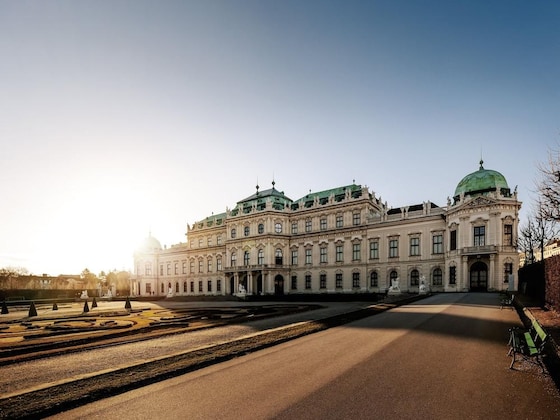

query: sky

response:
[1,0,559,275]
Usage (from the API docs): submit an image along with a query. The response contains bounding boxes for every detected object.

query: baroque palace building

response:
[131,160,521,297]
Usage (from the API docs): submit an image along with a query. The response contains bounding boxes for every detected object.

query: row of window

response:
[191,223,513,252]
[142,226,514,276]
[143,262,513,294]
[145,279,223,295]
[229,213,363,239]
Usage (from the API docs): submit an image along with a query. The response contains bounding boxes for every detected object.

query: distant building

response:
[520,239,560,267]
[132,160,521,297]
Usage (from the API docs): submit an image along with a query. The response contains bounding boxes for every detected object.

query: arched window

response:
[258,223,264,234]
[183,281,188,292]
[432,268,443,286]
[370,271,378,287]
[175,282,179,293]
[231,228,236,239]
[390,270,398,287]
[410,269,420,286]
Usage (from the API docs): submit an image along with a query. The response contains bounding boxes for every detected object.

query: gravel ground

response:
[2,293,557,419]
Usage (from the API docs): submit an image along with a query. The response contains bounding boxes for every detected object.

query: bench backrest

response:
[531,319,548,348]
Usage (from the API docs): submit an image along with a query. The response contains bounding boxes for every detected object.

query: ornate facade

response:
[131,161,521,297]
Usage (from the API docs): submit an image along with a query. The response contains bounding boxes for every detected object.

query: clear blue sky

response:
[1,1,558,275]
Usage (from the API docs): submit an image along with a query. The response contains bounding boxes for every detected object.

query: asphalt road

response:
[51,293,560,419]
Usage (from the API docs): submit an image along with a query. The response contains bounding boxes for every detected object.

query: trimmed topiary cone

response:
[28,301,38,317]
[92,297,97,308]
[124,296,131,310]
[1,301,8,314]
[83,300,90,313]
[52,302,58,310]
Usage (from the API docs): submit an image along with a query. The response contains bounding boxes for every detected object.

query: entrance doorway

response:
[274,275,284,295]
[470,261,488,291]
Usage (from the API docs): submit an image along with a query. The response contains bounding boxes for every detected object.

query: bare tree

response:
[537,145,560,222]
[519,218,539,265]
[0,266,29,289]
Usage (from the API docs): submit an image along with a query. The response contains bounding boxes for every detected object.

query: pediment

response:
[465,196,497,207]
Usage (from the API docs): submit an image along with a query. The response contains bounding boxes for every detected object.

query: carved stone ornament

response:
[466,196,496,207]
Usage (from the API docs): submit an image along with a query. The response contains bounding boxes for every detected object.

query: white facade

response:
[132,162,521,297]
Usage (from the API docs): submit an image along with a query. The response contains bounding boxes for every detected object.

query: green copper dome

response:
[454,160,510,199]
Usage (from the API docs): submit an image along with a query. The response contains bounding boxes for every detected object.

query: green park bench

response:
[507,318,549,372]
[500,294,514,310]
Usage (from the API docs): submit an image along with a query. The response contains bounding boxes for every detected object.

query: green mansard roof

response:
[234,184,293,213]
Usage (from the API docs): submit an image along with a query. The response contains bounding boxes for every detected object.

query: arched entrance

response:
[274,274,284,295]
[470,261,488,292]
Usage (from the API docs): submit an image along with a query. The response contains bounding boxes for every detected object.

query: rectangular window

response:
[305,274,312,289]
[291,222,298,234]
[182,262,187,275]
[146,283,152,294]
[208,237,212,247]
[320,218,327,230]
[320,246,327,263]
[160,265,164,276]
[167,264,171,275]
[320,273,327,289]
[305,219,312,232]
[474,226,485,246]
[305,249,312,265]
[449,266,456,285]
[217,279,222,292]
[217,258,222,271]
[207,280,212,292]
[291,250,298,265]
[198,281,203,292]
[352,243,361,261]
[352,272,360,288]
[336,215,343,228]
[389,239,399,258]
[504,224,513,246]
[336,273,343,288]
[189,261,194,274]
[217,235,222,245]
[432,234,443,254]
[353,213,361,226]
[198,260,203,273]
[291,276,297,290]
[208,259,213,272]
[369,241,379,259]
[450,230,457,251]
[410,237,420,256]
[336,245,344,262]
[190,281,194,293]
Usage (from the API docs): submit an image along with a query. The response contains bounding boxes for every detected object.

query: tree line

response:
[519,145,560,264]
